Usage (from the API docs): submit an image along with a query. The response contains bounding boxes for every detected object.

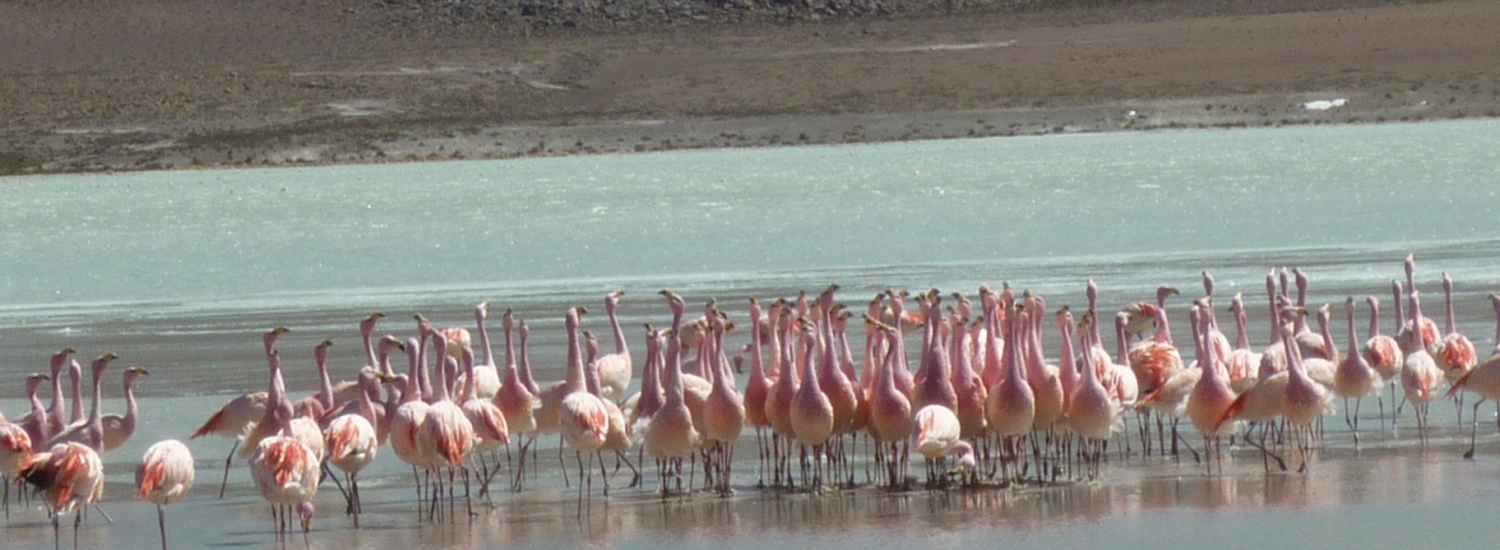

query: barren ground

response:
[2,0,1498,174]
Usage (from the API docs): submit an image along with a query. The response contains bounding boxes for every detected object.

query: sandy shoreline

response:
[3,0,1499,175]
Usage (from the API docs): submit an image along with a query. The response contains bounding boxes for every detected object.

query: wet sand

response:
[3,0,1500,174]
[6,391,1500,550]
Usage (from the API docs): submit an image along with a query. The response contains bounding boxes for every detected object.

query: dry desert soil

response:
[2,0,1498,174]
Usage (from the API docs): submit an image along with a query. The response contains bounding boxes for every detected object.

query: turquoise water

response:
[3,119,1500,550]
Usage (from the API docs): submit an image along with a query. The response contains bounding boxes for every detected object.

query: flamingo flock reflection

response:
[7,255,1500,549]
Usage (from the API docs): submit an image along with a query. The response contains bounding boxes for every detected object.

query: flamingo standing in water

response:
[495,314,540,490]
[1128,289,1184,455]
[912,405,975,485]
[1122,286,1178,341]
[1436,272,1478,423]
[790,317,835,488]
[1333,297,1381,442]
[16,349,72,447]
[389,336,430,504]
[457,345,509,499]
[1225,293,1262,393]
[1363,294,1403,429]
[323,367,382,525]
[327,313,387,404]
[644,330,701,496]
[596,291,634,402]
[702,314,745,495]
[135,439,194,550]
[1282,322,1334,473]
[1185,299,1236,473]
[454,303,501,402]
[557,308,609,511]
[17,352,115,549]
[417,332,476,521]
[2,374,46,517]
[1401,290,1445,439]
[866,317,913,488]
[1448,293,1500,458]
[249,399,320,539]
[742,299,774,486]
[986,301,1035,483]
[193,326,284,498]
[1068,311,1119,478]
[47,366,146,453]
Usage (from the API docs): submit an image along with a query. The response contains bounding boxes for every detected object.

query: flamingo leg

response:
[218,440,239,499]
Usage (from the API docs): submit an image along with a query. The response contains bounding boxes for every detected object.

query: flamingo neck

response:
[608,301,628,356]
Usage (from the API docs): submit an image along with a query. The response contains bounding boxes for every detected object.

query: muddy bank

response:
[1,0,1497,175]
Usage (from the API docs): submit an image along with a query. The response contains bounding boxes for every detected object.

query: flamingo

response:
[950,313,989,443]
[790,317,835,488]
[559,321,612,512]
[1333,297,1381,442]
[986,301,1035,483]
[1448,293,1500,458]
[16,349,72,447]
[494,313,539,490]
[249,400,319,538]
[644,330,701,495]
[16,441,104,549]
[1122,286,1178,341]
[1364,293,1403,428]
[417,332,476,520]
[293,340,335,422]
[913,405,975,485]
[1282,322,1335,472]
[1068,311,1119,478]
[1401,290,1445,438]
[197,326,285,498]
[2,374,45,516]
[323,367,382,525]
[328,313,387,404]
[582,332,639,489]
[20,372,52,449]
[1128,289,1183,455]
[865,317,913,487]
[135,439,194,550]
[389,336,430,503]
[38,365,141,453]
[1436,272,1478,421]
[456,303,502,401]
[1225,293,1263,393]
[742,299,774,485]
[457,345,509,499]
[702,315,745,495]
[1397,257,1441,352]
[1185,299,1236,473]
[596,291,634,402]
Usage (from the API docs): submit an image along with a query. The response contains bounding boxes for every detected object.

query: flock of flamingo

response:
[6,255,1500,549]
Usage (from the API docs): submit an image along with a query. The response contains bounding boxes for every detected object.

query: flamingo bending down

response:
[250,400,320,537]
[136,439,195,550]
[913,405,976,485]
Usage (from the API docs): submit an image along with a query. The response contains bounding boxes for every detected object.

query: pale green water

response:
[3,119,1500,550]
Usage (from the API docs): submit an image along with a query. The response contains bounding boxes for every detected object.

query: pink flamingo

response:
[644,330,701,495]
[866,317,913,487]
[495,313,539,490]
[1122,286,1178,341]
[558,314,610,513]
[1437,272,1478,422]
[292,340,335,425]
[582,332,639,488]
[457,345,509,499]
[1363,293,1403,428]
[1,374,45,517]
[17,441,104,549]
[1282,321,1334,473]
[1225,293,1263,393]
[1258,271,1290,379]
[596,291,633,402]
[742,299,774,485]
[1138,305,1203,462]
[1333,297,1381,442]
[417,332,476,520]
[20,372,52,450]
[1397,257,1441,352]
[913,405,975,485]
[950,312,989,442]
[986,301,1035,483]
[1447,293,1500,458]
[193,326,283,498]
[249,399,319,539]
[323,367,382,525]
[1128,288,1183,455]
[790,317,835,488]
[1068,311,1119,478]
[389,336,430,502]
[1186,299,1236,473]
[1401,289,1444,439]
[329,313,387,404]
[135,439,194,550]
[702,315,745,494]
[17,349,72,446]
[454,304,501,402]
